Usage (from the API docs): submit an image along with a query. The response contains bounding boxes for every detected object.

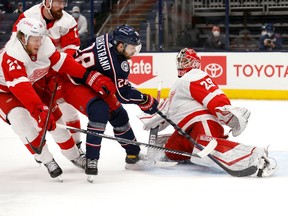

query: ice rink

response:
[0,99,287,216]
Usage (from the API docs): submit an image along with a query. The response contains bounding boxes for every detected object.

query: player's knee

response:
[109,106,129,128]
[8,107,39,137]
[87,99,109,123]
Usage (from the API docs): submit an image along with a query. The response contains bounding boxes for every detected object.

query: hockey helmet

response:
[42,0,66,9]
[17,18,47,45]
[176,48,201,77]
[113,24,141,46]
[113,24,142,57]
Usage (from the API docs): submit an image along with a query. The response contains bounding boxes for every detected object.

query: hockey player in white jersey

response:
[0,18,115,180]
[139,48,276,177]
[12,0,84,151]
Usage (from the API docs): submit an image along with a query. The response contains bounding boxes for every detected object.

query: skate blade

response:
[57,175,63,182]
[87,175,94,183]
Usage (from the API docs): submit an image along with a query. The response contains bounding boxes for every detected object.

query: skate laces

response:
[72,155,86,167]
[76,141,85,156]
[45,159,59,172]
[87,159,98,169]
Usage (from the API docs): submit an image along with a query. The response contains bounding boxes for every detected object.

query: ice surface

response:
[0,100,287,216]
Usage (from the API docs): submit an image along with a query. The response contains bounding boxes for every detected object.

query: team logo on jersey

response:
[200,56,227,85]
[121,61,129,72]
[128,56,156,85]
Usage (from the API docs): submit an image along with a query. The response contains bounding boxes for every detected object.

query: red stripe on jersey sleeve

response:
[60,26,80,53]
[189,75,231,116]
[49,52,86,78]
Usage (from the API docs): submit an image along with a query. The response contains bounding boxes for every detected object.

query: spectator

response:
[204,25,226,50]
[259,23,282,51]
[261,24,268,37]
[2,0,13,13]
[13,2,23,14]
[71,6,89,49]
[230,29,258,51]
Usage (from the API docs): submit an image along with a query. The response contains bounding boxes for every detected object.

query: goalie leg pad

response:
[165,120,225,161]
[192,135,274,176]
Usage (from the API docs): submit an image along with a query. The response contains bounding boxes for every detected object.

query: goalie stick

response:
[156,110,258,177]
[27,77,59,154]
[56,124,217,159]
[146,81,162,165]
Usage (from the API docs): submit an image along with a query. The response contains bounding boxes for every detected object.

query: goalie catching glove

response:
[215,105,251,137]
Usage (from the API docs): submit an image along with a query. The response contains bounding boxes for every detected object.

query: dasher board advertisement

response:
[129,52,288,99]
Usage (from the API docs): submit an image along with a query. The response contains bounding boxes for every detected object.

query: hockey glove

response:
[138,98,169,131]
[215,105,251,137]
[32,104,56,131]
[85,71,116,97]
[103,94,121,111]
[138,94,158,115]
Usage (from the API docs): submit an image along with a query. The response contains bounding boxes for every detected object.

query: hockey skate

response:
[256,148,277,177]
[125,153,149,170]
[85,158,98,183]
[71,154,86,169]
[44,159,63,182]
[76,141,85,156]
[125,153,142,164]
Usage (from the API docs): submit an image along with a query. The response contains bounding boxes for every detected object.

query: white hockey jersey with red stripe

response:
[0,36,86,113]
[166,68,231,131]
[12,4,80,55]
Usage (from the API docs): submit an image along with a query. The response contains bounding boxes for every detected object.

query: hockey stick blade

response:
[156,110,258,177]
[147,81,162,164]
[26,137,42,154]
[196,139,217,158]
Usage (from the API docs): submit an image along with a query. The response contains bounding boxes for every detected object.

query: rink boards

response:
[128,52,288,100]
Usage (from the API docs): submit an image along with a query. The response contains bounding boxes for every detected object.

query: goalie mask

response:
[176,48,201,77]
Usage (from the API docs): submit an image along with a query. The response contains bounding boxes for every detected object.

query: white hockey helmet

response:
[17,18,46,45]
[176,48,201,77]
[42,0,67,9]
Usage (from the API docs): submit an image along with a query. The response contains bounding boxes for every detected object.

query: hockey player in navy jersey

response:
[72,24,159,174]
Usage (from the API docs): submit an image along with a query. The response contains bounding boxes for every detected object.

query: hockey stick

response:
[156,110,258,177]
[146,81,162,164]
[56,124,215,159]
[27,77,59,154]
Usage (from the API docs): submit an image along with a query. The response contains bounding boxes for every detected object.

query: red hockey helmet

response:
[176,48,201,77]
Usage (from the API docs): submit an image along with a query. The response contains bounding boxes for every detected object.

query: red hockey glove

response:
[102,94,121,111]
[32,105,56,131]
[85,71,116,97]
[138,94,158,115]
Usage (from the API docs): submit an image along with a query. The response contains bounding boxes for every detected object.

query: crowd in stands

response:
[0,0,287,51]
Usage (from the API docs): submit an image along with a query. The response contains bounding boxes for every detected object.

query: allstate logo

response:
[204,63,223,78]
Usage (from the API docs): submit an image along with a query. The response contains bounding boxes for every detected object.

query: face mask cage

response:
[176,48,201,77]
